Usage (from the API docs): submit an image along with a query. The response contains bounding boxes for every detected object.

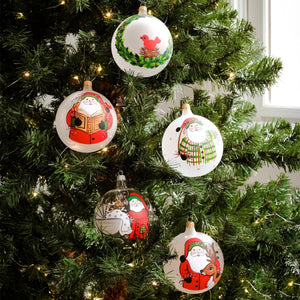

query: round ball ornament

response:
[164,221,224,294]
[111,6,173,77]
[162,104,223,177]
[55,81,117,153]
[94,172,152,240]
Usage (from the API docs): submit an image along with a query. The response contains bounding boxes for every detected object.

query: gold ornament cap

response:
[182,103,190,110]
[182,103,192,116]
[83,80,93,91]
[185,220,196,235]
[186,220,195,228]
[139,5,147,15]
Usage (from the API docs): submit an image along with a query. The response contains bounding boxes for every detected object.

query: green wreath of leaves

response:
[115,15,173,69]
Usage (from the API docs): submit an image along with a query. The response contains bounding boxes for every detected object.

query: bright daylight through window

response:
[269,0,300,108]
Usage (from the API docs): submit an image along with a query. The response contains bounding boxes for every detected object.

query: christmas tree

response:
[1,0,299,299]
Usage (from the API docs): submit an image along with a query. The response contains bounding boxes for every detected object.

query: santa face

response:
[186,246,208,273]
[186,122,206,144]
[79,96,103,116]
[190,245,205,257]
[129,198,144,213]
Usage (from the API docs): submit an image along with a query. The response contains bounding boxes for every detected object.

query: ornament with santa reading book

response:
[94,171,153,240]
[162,103,223,177]
[55,81,117,153]
[164,220,224,294]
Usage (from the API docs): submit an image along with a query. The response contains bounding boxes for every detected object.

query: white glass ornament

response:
[164,221,224,294]
[162,104,223,177]
[55,81,117,153]
[111,6,173,77]
[94,172,153,240]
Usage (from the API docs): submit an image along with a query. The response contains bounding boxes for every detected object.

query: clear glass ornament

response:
[94,171,152,240]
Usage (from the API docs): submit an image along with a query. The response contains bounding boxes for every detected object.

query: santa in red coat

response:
[127,192,149,240]
[179,238,212,290]
[66,92,113,144]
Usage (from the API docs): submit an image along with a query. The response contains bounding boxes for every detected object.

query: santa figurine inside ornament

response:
[94,171,152,240]
[55,81,117,153]
[111,5,173,77]
[162,103,223,177]
[164,220,224,294]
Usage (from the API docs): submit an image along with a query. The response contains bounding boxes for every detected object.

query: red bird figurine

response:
[141,35,161,50]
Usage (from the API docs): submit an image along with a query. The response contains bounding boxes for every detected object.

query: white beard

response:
[129,201,144,213]
[186,252,209,273]
[187,129,207,144]
[79,97,103,116]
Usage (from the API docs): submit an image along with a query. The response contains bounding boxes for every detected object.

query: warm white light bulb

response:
[152,280,158,286]
[288,280,294,287]
[16,12,25,19]
[229,72,235,79]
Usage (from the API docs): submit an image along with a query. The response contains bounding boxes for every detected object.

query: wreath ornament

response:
[114,15,173,69]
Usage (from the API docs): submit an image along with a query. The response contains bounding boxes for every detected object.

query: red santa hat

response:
[184,237,206,257]
[176,117,203,134]
[81,92,112,110]
[180,117,203,130]
[128,192,149,212]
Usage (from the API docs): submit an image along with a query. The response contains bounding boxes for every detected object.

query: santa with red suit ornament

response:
[66,92,113,144]
[179,238,220,291]
[127,193,149,240]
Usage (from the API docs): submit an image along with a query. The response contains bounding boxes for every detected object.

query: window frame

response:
[230,0,300,121]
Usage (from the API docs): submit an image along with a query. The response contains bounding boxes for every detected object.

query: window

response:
[269,0,300,108]
[230,0,300,121]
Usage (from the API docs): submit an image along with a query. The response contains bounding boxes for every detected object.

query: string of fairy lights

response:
[10,0,299,299]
